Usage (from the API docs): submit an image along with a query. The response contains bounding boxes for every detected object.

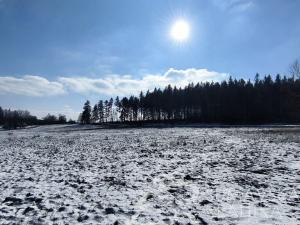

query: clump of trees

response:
[41,114,68,125]
[0,107,71,129]
[79,98,114,124]
[80,73,300,124]
[0,108,38,129]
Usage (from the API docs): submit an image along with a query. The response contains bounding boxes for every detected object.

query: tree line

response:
[0,107,74,129]
[80,73,300,124]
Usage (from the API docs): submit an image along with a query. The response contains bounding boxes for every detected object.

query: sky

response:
[0,0,299,119]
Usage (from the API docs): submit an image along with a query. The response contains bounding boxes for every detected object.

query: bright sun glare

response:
[170,19,190,42]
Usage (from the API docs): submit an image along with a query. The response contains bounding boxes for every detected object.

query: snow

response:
[0,125,299,224]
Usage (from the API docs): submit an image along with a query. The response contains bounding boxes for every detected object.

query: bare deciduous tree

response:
[289,59,300,78]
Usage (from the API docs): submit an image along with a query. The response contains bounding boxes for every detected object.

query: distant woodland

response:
[0,109,74,129]
[1,62,300,129]
[79,73,300,125]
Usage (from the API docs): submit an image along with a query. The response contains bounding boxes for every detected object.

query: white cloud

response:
[58,76,113,95]
[0,68,228,97]
[0,75,65,96]
[59,68,228,96]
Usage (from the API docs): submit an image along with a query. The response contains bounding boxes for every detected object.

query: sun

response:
[170,19,190,42]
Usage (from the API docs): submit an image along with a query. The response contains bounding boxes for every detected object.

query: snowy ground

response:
[0,125,299,225]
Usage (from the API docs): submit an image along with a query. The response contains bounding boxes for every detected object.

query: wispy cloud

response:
[0,68,228,97]
[0,75,65,96]
[213,0,254,13]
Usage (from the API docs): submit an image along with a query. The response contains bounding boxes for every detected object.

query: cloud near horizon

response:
[0,75,65,96]
[0,68,228,97]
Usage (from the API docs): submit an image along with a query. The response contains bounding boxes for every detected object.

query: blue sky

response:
[0,0,299,119]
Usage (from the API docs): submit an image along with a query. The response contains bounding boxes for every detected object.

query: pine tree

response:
[91,104,99,123]
[0,106,3,125]
[98,100,104,123]
[104,100,109,122]
[108,98,114,122]
[120,97,129,122]
[81,100,91,124]
[115,96,121,121]
[139,92,144,121]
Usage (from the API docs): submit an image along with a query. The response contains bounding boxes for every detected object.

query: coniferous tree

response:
[98,100,104,123]
[120,97,129,122]
[108,98,114,122]
[91,104,99,123]
[0,106,4,125]
[81,100,91,124]
[114,96,121,121]
[104,100,109,122]
[139,92,144,121]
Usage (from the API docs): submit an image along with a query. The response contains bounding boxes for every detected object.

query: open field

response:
[0,125,299,225]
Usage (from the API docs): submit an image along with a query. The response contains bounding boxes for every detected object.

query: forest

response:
[80,73,300,124]
[0,108,72,129]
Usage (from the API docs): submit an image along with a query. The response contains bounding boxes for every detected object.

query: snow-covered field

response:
[0,125,299,225]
